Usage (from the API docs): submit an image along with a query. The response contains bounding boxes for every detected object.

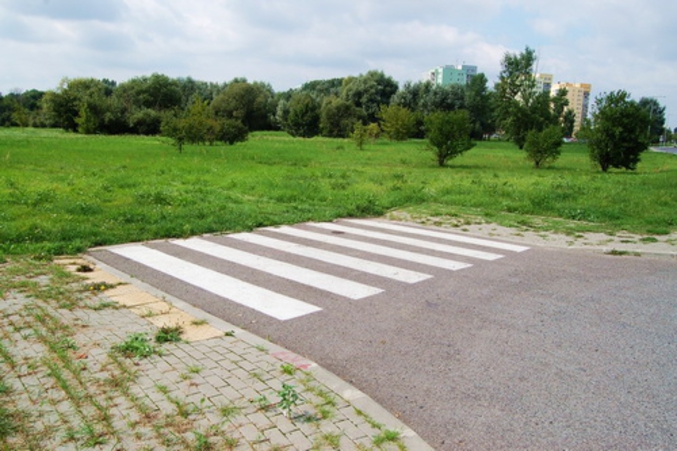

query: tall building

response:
[551,82,592,133]
[535,73,553,93]
[422,64,478,86]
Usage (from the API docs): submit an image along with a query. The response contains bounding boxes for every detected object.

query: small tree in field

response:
[585,90,650,172]
[424,110,475,167]
[351,122,368,150]
[524,125,564,168]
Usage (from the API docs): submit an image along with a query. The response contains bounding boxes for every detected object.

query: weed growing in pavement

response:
[75,264,94,273]
[373,429,404,448]
[192,430,213,451]
[113,333,157,358]
[218,403,242,420]
[299,374,337,419]
[249,370,266,382]
[605,249,642,257]
[312,432,342,450]
[277,383,301,418]
[0,340,16,369]
[82,281,118,292]
[280,363,296,375]
[222,435,239,449]
[64,423,108,447]
[0,406,18,441]
[88,300,118,310]
[155,324,184,343]
[190,318,208,326]
[253,394,272,411]
[187,365,203,374]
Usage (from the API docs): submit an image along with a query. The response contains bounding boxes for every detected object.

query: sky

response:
[1,0,676,128]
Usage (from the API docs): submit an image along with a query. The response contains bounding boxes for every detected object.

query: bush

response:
[424,110,475,167]
[218,119,249,145]
[524,125,564,168]
[584,90,650,172]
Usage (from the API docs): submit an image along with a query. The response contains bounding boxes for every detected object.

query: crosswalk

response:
[94,219,529,321]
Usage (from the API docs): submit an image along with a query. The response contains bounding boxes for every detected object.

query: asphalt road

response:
[652,146,677,155]
[90,220,677,450]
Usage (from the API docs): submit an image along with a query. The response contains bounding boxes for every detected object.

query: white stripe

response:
[265,226,472,271]
[109,245,321,321]
[344,219,530,253]
[309,223,504,261]
[229,232,432,284]
[174,238,383,300]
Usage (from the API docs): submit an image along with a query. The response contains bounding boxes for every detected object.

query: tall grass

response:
[1,128,675,257]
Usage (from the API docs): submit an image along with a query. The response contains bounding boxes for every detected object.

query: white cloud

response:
[0,0,675,125]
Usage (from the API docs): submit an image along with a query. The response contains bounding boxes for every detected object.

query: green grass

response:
[1,127,675,257]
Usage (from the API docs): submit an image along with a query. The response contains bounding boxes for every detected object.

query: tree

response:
[182,98,219,145]
[378,104,415,141]
[41,78,111,133]
[494,46,540,148]
[211,81,275,131]
[638,97,666,144]
[340,70,398,123]
[524,125,564,168]
[217,119,249,145]
[351,122,368,150]
[161,96,248,151]
[284,92,320,138]
[585,90,650,172]
[464,73,494,139]
[562,109,576,138]
[320,96,363,138]
[422,84,466,114]
[424,110,475,167]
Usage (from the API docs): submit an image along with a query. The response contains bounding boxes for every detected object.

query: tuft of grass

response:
[313,432,342,449]
[219,403,242,420]
[0,406,18,440]
[605,249,642,257]
[155,324,184,343]
[280,363,296,375]
[373,429,402,447]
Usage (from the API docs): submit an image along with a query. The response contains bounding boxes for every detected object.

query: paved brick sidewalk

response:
[0,257,433,450]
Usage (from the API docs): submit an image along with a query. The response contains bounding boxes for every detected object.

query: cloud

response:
[3,0,126,22]
[0,0,675,124]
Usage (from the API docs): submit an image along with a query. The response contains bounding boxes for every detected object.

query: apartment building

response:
[551,82,592,133]
[422,64,478,86]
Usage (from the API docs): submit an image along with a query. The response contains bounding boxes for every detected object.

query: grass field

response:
[1,127,676,258]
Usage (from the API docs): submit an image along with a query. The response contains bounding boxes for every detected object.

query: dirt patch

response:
[385,210,677,258]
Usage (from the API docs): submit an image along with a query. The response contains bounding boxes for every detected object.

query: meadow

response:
[1,127,676,258]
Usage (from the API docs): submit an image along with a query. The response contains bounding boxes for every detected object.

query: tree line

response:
[0,47,670,170]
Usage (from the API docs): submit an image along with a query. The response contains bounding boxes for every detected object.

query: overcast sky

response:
[1,0,676,126]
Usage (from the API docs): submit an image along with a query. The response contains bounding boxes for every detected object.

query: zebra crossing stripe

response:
[173,238,383,300]
[343,219,530,253]
[229,232,432,284]
[109,245,322,320]
[265,226,473,271]
[309,222,504,261]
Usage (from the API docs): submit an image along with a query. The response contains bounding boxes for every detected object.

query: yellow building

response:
[551,82,592,133]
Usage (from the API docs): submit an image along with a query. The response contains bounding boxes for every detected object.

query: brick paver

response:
[0,257,433,450]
